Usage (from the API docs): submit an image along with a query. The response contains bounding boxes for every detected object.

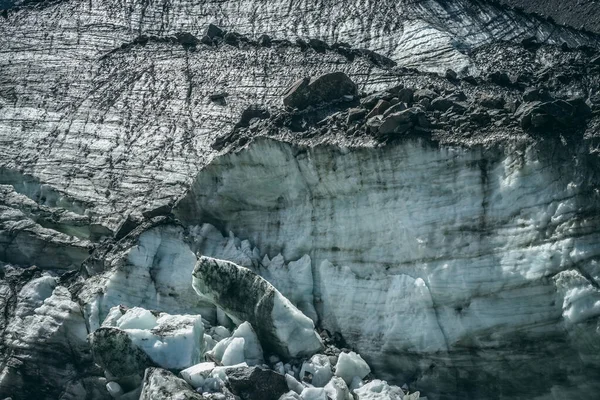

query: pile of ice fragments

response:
[88,255,423,400]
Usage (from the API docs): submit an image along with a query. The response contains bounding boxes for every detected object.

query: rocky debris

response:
[258,34,272,47]
[139,368,204,400]
[91,327,155,379]
[192,256,323,359]
[365,100,391,119]
[347,108,367,124]
[226,366,288,400]
[283,72,357,110]
[141,203,172,220]
[516,99,589,130]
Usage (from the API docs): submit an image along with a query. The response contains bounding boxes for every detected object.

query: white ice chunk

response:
[353,380,405,400]
[349,376,364,391]
[180,362,216,389]
[286,373,304,394]
[127,313,205,370]
[106,381,124,398]
[207,321,264,366]
[280,391,302,400]
[212,326,231,341]
[301,387,328,400]
[334,352,371,384]
[325,376,353,400]
[204,334,217,352]
[116,307,158,330]
[221,337,246,366]
[211,362,248,381]
[300,354,332,387]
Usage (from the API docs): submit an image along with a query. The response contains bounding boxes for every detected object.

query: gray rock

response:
[308,38,329,52]
[91,327,155,379]
[258,34,272,47]
[382,102,407,118]
[430,97,455,112]
[445,68,458,80]
[395,88,414,104]
[282,72,357,110]
[226,367,288,400]
[479,95,505,109]
[366,100,391,119]
[360,92,393,108]
[346,108,367,124]
[205,23,225,39]
[378,108,419,135]
[139,368,203,400]
[413,89,438,102]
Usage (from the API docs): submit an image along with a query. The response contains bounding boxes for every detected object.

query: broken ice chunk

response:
[334,352,371,384]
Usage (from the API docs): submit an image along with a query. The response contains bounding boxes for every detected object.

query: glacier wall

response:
[175,137,600,399]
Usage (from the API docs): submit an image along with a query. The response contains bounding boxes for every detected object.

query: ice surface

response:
[208,322,264,366]
[324,376,353,400]
[335,352,371,385]
[221,337,246,366]
[301,387,328,400]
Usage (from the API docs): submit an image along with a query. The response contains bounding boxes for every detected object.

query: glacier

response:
[1,0,600,399]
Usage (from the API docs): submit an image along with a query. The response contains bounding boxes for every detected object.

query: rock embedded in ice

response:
[139,368,203,400]
[353,380,406,400]
[300,354,333,387]
[192,256,323,359]
[226,366,288,400]
[301,387,328,400]
[181,362,216,389]
[334,352,371,385]
[324,376,353,400]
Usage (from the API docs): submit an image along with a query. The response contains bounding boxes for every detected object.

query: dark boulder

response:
[430,97,455,112]
[205,23,225,39]
[226,367,288,400]
[175,32,199,49]
[488,71,512,87]
[413,89,438,102]
[258,34,272,47]
[445,69,458,80]
[223,32,240,46]
[282,72,357,110]
[142,204,172,220]
[523,87,552,102]
[479,95,505,109]
[378,108,420,135]
[347,108,367,124]
[396,88,414,104]
[382,102,407,118]
[517,100,583,130]
[308,38,329,53]
[236,105,270,128]
[360,92,393,108]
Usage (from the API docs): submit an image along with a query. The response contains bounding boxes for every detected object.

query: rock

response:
[258,34,272,47]
[479,95,505,109]
[210,92,229,102]
[592,54,600,65]
[470,110,491,126]
[334,351,370,385]
[114,214,141,240]
[360,92,393,108]
[300,354,333,387]
[308,39,329,52]
[192,256,323,359]
[430,97,455,112]
[382,102,407,118]
[488,71,512,86]
[226,366,288,400]
[282,72,357,110]
[175,32,199,49]
[412,89,438,102]
[205,23,225,39]
[200,35,213,46]
[378,108,420,136]
[140,368,203,400]
[237,105,270,128]
[91,327,155,379]
[346,108,367,124]
[366,100,391,119]
[223,32,240,46]
[142,203,172,219]
[445,68,458,80]
[395,88,414,104]
[523,87,552,102]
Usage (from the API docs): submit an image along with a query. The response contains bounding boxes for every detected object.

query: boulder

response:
[258,34,272,47]
[378,108,419,135]
[382,102,407,118]
[479,95,505,109]
[226,367,288,400]
[360,92,393,108]
[175,32,199,49]
[139,368,203,400]
[366,100,391,119]
[308,38,329,52]
[283,72,357,110]
[192,256,323,359]
[346,108,367,124]
[488,71,512,86]
[412,89,437,102]
[430,97,455,112]
[523,87,552,102]
[395,88,414,104]
[205,23,225,39]
[445,68,458,80]
[91,327,155,379]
